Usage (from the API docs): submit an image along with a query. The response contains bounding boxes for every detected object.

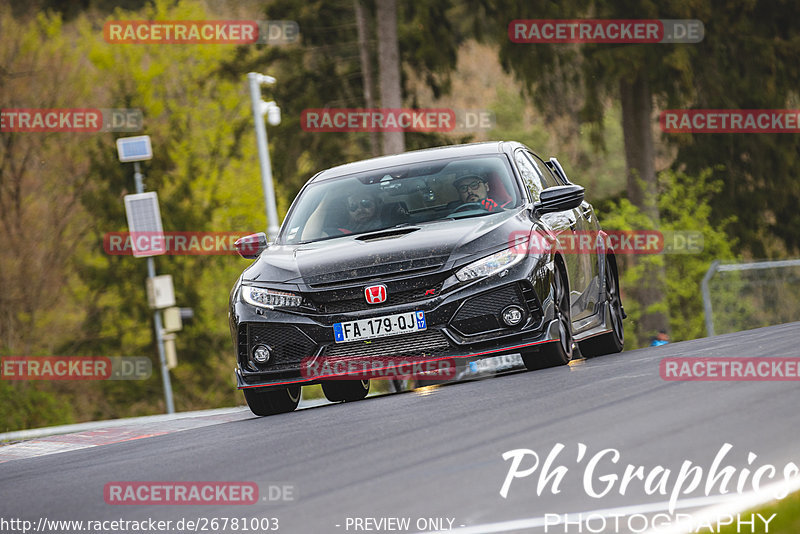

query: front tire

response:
[579,256,624,358]
[522,264,573,370]
[243,385,301,416]
[322,379,370,402]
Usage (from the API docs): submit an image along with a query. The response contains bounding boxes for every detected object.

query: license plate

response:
[469,354,524,373]
[334,311,426,343]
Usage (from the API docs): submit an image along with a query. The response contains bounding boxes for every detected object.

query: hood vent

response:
[354,227,420,242]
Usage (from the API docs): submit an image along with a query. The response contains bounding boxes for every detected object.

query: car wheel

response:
[579,256,624,357]
[522,264,573,370]
[243,385,301,416]
[322,379,370,402]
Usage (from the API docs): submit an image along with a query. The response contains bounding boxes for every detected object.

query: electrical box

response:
[163,333,178,369]
[163,306,183,332]
[146,275,175,309]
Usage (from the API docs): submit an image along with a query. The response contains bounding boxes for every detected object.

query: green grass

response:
[708,490,800,533]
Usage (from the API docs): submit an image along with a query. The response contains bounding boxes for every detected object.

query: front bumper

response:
[231,265,559,390]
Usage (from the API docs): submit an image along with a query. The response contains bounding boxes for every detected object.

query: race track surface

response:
[2,322,799,533]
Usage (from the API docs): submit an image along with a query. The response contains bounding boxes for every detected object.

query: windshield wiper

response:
[450,211,496,220]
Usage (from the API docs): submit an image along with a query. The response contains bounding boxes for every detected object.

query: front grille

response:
[320,329,450,360]
[241,323,318,371]
[451,284,524,335]
[310,284,443,314]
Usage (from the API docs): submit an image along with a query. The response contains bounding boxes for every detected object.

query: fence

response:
[702,259,800,336]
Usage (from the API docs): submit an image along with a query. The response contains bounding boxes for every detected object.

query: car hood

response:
[242,210,529,287]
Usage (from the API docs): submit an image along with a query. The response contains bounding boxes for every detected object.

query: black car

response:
[229,141,625,416]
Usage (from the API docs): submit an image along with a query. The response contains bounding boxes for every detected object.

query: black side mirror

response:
[234,232,268,259]
[533,184,585,215]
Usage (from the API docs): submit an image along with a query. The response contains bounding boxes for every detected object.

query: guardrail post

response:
[702,260,720,337]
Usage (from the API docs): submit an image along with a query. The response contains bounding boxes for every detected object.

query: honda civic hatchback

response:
[229,141,625,416]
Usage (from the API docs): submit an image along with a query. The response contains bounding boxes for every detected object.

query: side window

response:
[514,150,545,202]
[526,151,561,188]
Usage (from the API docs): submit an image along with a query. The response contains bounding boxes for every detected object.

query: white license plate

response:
[469,354,524,373]
[333,311,427,343]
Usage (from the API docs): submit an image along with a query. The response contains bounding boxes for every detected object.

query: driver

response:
[453,174,505,211]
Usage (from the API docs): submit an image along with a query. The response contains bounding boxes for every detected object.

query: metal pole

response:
[134,161,175,414]
[701,260,720,338]
[247,73,280,241]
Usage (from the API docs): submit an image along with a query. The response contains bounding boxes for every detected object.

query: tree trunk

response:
[376,0,405,155]
[619,71,670,344]
[620,73,658,221]
[354,0,380,156]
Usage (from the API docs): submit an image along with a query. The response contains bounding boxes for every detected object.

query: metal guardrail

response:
[702,258,800,337]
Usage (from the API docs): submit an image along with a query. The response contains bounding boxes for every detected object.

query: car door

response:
[513,149,584,321]
[523,151,599,322]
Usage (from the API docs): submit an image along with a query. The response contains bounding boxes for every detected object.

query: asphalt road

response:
[2,322,800,534]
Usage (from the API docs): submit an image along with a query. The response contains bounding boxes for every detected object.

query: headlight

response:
[455,247,524,282]
[241,286,303,308]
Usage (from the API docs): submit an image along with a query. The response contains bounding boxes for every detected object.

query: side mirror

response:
[533,185,585,215]
[234,232,268,259]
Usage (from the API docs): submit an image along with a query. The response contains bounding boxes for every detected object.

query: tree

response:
[233,0,466,206]
[0,6,102,429]
[376,0,404,154]
[669,0,800,258]
[354,0,380,156]
[472,0,712,343]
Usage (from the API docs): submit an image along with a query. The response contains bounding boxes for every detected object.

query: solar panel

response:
[124,192,165,257]
[116,135,153,162]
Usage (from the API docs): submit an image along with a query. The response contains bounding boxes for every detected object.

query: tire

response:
[522,264,574,370]
[243,385,301,416]
[579,256,624,357]
[322,379,370,402]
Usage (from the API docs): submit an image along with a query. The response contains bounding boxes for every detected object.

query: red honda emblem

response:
[364,284,387,304]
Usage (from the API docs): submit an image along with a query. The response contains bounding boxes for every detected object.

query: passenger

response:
[340,192,383,234]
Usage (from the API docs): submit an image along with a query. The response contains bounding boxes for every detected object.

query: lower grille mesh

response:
[321,329,450,360]
[451,284,524,335]
[245,324,317,370]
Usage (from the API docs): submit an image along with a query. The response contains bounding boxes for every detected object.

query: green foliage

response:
[69,0,267,416]
[596,168,738,346]
[714,489,800,534]
[672,0,800,256]
[2,0,798,432]
[488,87,626,201]
[0,381,75,433]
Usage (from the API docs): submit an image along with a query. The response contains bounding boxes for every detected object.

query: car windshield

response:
[280,155,521,244]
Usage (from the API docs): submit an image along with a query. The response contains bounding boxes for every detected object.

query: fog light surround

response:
[252,344,272,364]
[501,305,525,327]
